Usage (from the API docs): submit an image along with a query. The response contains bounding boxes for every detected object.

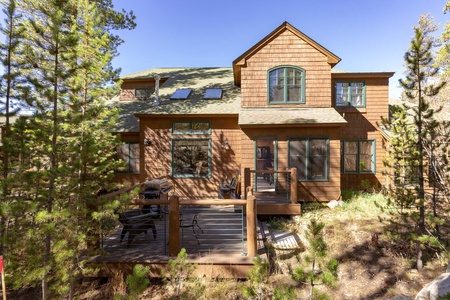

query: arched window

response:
[268,66,305,104]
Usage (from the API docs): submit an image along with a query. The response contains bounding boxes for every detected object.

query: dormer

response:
[232,21,341,108]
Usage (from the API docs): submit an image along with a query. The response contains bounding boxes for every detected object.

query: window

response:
[268,66,305,104]
[341,140,375,173]
[135,88,153,98]
[289,138,328,181]
[335,82,365,107]
[172,139,210,177]
[170,88,192,100]
[116,142,140,173]
[204,88,222,99]
[172,121,210,134]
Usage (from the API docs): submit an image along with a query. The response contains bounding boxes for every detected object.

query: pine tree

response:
[0,0,26,256]
[1,0,132,298]
[399,25,446,270]
[292,219,338,300]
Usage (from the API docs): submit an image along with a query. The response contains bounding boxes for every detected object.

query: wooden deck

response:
[92,205,267,278]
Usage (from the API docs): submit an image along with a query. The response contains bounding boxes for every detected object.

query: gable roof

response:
[232,21,341,86]
[111,67,240,132]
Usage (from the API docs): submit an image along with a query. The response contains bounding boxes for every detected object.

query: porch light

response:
[221,140,230,150]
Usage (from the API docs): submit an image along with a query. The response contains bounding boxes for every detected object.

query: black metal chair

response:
[118,209,158,247]
[218,177,238,199]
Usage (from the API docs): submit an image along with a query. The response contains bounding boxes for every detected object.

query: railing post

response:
[169,195,180,256]
[290,168,298,204]
[246,189,257,257]
[244,168,250,199]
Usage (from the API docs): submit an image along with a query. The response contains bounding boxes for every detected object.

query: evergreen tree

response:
[0,0,26,255]
[399,25,446,270]
[292,219,338,300]
[0,0,132,298]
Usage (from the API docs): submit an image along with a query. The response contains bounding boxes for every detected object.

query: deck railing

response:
[102,189,257,257]
[243,167,298,204]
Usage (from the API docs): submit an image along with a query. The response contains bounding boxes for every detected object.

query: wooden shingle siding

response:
[334,76,391,189]
[140,116,241,200]
[241,30,332,108]
[240,127,341,201]
[120,80,155,101]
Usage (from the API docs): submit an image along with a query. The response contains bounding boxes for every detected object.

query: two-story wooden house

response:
[111,22,394,209]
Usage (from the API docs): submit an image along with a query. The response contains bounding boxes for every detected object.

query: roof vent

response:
[151,75,161,106]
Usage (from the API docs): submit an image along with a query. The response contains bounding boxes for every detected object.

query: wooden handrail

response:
[243,167,298,204]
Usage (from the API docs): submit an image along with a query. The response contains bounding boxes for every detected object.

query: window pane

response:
[191,122,210,133]
[204,88,223,99]
[359,141,373,172]
[170,88,192,100]
[336,82,349,106]
[135,88,152,98]
[173,122,190,132]
[287,86,301,103]
[172,140,209,177]
[116,143,139,173]
[129,144,140,173]
[309,139,326,179]
[289,140,306,179]
[350,83,364,106]
[343,141,358,172]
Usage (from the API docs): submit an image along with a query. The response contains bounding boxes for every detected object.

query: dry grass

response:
[60,191,449,299]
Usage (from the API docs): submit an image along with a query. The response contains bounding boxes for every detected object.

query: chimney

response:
[152,74,161,106]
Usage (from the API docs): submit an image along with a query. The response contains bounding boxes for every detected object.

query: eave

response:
[232,21,341,86]
[332,72,395,79]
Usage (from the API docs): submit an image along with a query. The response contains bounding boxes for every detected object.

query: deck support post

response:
[246,189,257,257]
[290,168,298,204]
[244,168,251,200]
[169,195,180,256]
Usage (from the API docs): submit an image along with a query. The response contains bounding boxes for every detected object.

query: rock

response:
[387,294,413,300]
[416,272,450,300]
[327,200,343,209]
[447,263,450,273]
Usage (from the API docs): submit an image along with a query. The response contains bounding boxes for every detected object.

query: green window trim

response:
[268,66,306,104]
[335,81,366,107]
[341,140,376,174]
[288,137,329,181]
[135,88,153,98]
[171,138,211,178]
[172,121,211,135]
[115,142,140,174]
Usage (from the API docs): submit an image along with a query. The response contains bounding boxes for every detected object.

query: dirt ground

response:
[9,193,448,299]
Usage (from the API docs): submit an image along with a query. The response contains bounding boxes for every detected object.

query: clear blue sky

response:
[111,0,449,99]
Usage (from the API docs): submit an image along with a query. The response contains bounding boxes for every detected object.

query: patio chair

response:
[118,209,158,247]
[180,213,203,245]
[218,177,238,199]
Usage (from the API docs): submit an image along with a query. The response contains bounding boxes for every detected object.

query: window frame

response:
[172,121,211,135]
[267,66,306,104]
[341,140,376,174]
[335,81,366,107]
[171,138,211,178]
[115,142,140,174]
[203,88,223,99]
[134,88,153,98]
[288,137,329,181]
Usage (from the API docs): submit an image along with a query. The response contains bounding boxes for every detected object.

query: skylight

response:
[204,88,223,99]
[170,88,192,100]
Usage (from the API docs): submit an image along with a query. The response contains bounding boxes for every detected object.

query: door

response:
[254,137,277,192]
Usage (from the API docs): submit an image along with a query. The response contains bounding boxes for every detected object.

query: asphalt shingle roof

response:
[111,67,240,131]
[111,67,347,132]
[239,108,347,126]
